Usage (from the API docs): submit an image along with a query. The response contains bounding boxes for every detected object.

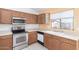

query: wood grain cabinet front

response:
[28,32,37,45]
[37,14,45,24]
[44,33,77,50]
[25,14,37,24]
[44,33,61,50]
[0,8,38,24]
[60,38,76,50]
[0,35,13,50]
[0,9,12,24]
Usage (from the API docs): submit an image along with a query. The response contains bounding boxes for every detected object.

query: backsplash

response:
[0,24,40,32]
[25,24,40,30]
[0,24,12,32]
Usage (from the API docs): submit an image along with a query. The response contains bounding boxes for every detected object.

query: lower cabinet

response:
[44,33,61,50]
[0,35,13,50]
[48,38,60,50]
[44,33,76,50]
[28,32,37,45]
[60,38,76,50]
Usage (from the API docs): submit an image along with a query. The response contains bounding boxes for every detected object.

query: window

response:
[50,10,74,30]
[61,17,74,30]
[52,19,60,29]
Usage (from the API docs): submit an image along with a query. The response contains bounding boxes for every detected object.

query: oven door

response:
[13,33,28,47]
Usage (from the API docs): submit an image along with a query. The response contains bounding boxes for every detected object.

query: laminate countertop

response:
[0,30,79,40]
[0,31,12,36]
[40,31,79,40]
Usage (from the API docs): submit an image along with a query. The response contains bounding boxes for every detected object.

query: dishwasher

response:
[37,31,44,46]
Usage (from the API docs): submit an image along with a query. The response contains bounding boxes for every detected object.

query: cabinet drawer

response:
[0,35,12,39]
[61,38,76,45]
[61,42,76,50]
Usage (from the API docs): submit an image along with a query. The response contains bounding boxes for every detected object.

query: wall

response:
[74,9,79,34]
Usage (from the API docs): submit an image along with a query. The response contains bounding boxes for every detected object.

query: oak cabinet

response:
[12,11,26,18]
[28,32,37,45]
[37,14,45,24]
[0,8,38,24]
[25,14,37,24]
[31,15,37,24]
[0,9,12,24]
[48,37,60,50]
[44,33,61,50]
[0,35,13,50]
[60,38,76,50]
[44,33,77,50]
[44,34,50,49]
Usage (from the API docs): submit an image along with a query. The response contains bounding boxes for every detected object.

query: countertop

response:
[0,30,79,40]
[0,31,12,36]
[40,31,79,40]
[0,30,38,36]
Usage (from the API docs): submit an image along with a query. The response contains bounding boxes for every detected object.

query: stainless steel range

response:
[12,17,28,50]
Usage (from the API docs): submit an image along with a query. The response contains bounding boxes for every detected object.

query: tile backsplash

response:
[0,24,40,32]
[25,24,40,30]
[0,24,12,32]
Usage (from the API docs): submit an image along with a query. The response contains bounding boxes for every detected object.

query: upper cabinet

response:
[37,14,49,24]
[0,9,12,24]
[0,8,38,24]
[24,14,37,24]
[38,14,45,24]
[11,11,25,18]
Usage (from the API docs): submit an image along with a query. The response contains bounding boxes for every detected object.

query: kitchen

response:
[0,8,79,50]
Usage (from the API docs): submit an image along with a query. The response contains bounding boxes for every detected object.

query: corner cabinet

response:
[44,33,77,50]
[28,32,37,45]
[0,35,13,50]
[37,14,49,24]
[0,9,12,24]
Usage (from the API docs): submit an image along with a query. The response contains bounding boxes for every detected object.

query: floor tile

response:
[22,43,48,50]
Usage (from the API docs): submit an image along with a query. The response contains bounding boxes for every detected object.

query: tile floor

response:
[22,42,48,50]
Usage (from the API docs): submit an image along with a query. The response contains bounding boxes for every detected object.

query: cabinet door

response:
[44,33,61,50]
[28,32,37,45]
[61,38,76,50]
[44,35,50,48]
[31,15,37,24]
[48,37,60,50]
[25,14,37,24]
[38,14,45,24]
[12,11,21,17]
[61,42,76,50]
[0,35,12,50]
[0,9,12,24]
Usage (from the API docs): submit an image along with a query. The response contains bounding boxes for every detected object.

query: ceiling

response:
[30,8,45,12]
[5,8,46,14]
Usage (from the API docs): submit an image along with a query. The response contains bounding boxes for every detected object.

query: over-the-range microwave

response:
[12,17,25,23]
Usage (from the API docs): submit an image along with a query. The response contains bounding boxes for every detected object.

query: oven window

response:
[16,36,26,43]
